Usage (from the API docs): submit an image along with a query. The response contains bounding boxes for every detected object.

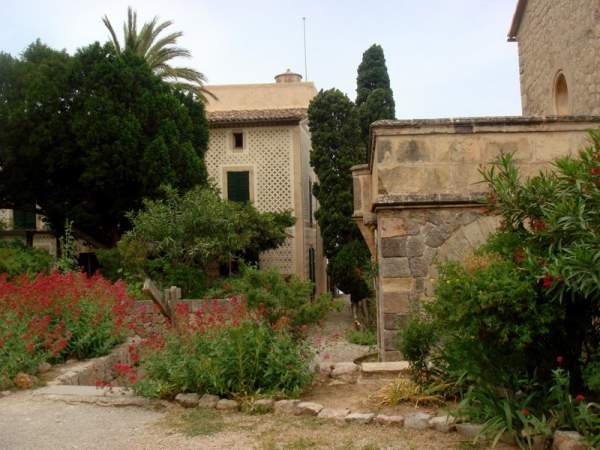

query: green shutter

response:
[227,171,250,203]
[13,208,36,230]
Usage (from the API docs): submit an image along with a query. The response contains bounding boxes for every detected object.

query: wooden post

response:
[142,278,171,323]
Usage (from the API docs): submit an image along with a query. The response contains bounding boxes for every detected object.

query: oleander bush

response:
[397,131,600,447]
[0,272,134,388]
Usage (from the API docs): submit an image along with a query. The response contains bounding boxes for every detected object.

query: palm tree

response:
[102,7,214,101]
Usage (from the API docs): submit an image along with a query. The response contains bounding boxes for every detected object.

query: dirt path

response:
[0,390,501,450]
[308,296,374,365]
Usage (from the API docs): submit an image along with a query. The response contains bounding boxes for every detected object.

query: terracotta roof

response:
[507,0,527,41]
[207,108,307,126]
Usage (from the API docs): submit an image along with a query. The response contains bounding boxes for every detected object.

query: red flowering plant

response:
[128,295,314,399]
[0,271,135,388]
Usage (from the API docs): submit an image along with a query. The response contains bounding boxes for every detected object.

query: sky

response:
[1,0,522,119]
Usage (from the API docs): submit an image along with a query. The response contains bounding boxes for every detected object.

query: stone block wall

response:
[515,0,600,115]
[377,208,500,359]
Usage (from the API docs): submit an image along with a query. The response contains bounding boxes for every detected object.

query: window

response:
[226,171,250,203]
[232,132,244,150]
[13,208,36,230]
[554,72,569,115]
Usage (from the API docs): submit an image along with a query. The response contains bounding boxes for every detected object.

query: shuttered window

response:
[227,171,250,203]
[13,209,36,230]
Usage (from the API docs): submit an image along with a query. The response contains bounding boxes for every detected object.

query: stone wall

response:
[515,0,600,115]
[353,116,600,360]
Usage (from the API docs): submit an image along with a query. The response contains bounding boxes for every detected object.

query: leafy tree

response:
[102,7,213,101]
[356,44,395,150]
[307,89,371,302]
[117,185,295,295]
[0,40,209,245]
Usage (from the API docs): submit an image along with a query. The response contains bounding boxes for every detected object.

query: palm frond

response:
[102,15,121,55]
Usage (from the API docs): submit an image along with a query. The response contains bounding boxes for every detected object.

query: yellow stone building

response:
[204,70,327,294]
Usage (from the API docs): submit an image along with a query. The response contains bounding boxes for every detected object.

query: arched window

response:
[554,72,569,115]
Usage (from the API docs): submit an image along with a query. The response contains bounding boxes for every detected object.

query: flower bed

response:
[125,296,315,399]
[0,272,135,389]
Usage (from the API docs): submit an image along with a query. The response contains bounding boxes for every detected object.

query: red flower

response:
[531,218,546,231]
[543,275,553,289]
[521,408,529,416]
[556,356,564,365]
[575,394,585,402]
[591,167,600,176]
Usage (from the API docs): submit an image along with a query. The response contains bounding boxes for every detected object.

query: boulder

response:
[345,412,375,424]
[197,394,219,409]
[428,415,456,433]
[374,414,405,426]
[216,399,239,411]
[37,362,52,374]
[317,408,350,423]
[553,430,589,450]
[295,401,323,416]
[273,399,300,415]
[175,393,199,408]
[405,412,433,430]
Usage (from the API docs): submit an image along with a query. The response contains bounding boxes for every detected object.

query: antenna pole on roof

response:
[302,17,308,81]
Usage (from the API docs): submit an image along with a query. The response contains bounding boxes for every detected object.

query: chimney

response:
[275,69,303,83]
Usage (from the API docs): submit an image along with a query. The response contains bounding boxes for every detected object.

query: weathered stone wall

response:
[515,0,600,115]
[377,208,500,359]
[353,116,600,360]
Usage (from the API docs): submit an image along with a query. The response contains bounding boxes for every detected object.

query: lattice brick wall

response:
[206,127,295,273]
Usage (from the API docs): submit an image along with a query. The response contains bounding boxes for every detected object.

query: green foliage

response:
[57,219,78,273]
[0,240,53,278]
[0,40,209,246]
[347,328,377,346]
[134,320,314,398]
[209,265,333,328]
[328,240,372,302]
[117,186,294,296]
[307,89,371,301]
[355,44,395,149]
[396,314,437,380]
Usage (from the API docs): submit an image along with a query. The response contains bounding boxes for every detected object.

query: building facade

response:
[353,1,600,360]
[509,0,600,116]
[205,71,327,294]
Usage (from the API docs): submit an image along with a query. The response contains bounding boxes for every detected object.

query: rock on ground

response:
[456,423,485,439]
[345,412,375,424]
[295,401,323,416]
[553,430,589,450]
[404,412,432,430]
[216,399,239,411]
[317,408,350,422]
[175,393,199,408]
[375,414,404,426]
[428,415,456,433]
[197,394,219,409]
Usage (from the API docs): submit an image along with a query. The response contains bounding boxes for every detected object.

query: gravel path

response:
[308,296,374,365]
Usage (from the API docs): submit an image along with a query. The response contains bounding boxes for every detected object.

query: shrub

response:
[404,132,600,446]
[396,314,437,380]
[208,264,333,328]
[0,240,53,278]
[131,297,314,398]
[0,272,134,386]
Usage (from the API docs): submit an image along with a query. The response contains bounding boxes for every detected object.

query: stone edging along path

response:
[25,353,591,450]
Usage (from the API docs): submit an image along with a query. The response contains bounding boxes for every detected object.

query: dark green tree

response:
[308,89,371,302]
[356,44,395,151]
[0,40,209,245]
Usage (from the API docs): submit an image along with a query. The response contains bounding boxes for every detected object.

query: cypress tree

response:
[308,89,371,302]
[356,44,396,151]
